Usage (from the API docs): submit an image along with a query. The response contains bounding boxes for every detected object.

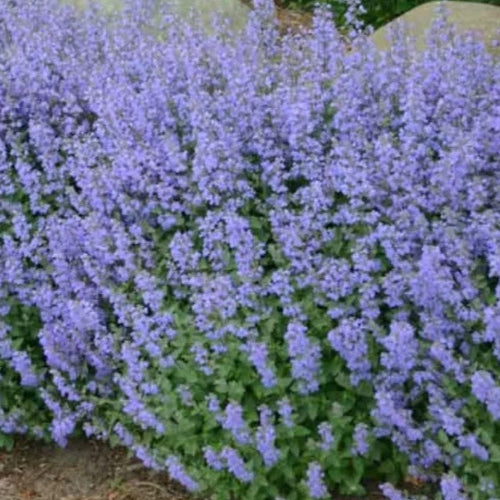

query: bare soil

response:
[0,437,190,500]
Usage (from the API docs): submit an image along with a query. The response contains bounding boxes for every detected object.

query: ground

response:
[0,437,191,500]
[0,436,430,500]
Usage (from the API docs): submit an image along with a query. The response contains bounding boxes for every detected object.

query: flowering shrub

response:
[1,0,500,499]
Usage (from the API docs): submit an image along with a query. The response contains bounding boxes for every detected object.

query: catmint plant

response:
[0,0,499,499]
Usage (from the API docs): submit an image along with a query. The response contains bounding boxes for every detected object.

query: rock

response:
[62,0,251,33]
[168,0,250,32]
[61,0,122,14]
[370,1,500,56]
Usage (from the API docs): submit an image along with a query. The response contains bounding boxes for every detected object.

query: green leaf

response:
[214,378,229,394]
[293,425,311,437]
[268,244,287,266]
[335,372,352,390]
[354,381,373,398]
[289,440,301,457]
[227,381,245,400]
[304,400,319,420]
[489,444,500,463]
[377,459,396,474]
[0,433,14,451]
[260,315,280,336]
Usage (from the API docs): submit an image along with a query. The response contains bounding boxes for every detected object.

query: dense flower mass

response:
[1,0,499,499]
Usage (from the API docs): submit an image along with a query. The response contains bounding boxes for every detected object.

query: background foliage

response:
[279,0,500,31]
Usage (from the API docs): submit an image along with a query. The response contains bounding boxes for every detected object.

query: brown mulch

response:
[272,1,313,34]
[240,0,314,34]
[0,437,189,500]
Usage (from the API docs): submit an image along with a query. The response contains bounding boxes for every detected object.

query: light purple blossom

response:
[255,405,280,466]
[203,446,224,471]
[317,422,334,451]
[165,456,199,492]
[220,402,251,444]
[328,318,371,385]
[471,370,500,420]
[458,433,489,461]
[241,340,276,388]
[190,344,213,376]
[440,473,466,500]
[113,422,135,447]
[220,447,254,483]
[285,322,321,394]
[379,321,418,374]
[206,394,221,414]
[305,462,328,499]
[278,398,294,428]
[379,483,409,500]
[352,423,370,456]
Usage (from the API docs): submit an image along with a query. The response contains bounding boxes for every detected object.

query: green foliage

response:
[0,301,52,446]
[282,0,500,31]
[2,2,500,498]
[0,432,14,451]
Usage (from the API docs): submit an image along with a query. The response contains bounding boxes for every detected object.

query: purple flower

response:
[420,439,443,467]
[255,405,280,467]
[220,447,254,483]
[352,423,370,456]
[206,394,221,414]
[241,340,276,388]
[317,422,334,451]
[429,341,466,383]
[440,473,466,500]
[379,321,418,374]
[372,390,423,444]
[379,483,408,500]
[285,322,321,394]
[134,445,161,471]
[277,398,294,428]
[177,385,194,406]
[428,395,464,437]
[328,318,371,385]
[203,446,224,471]
[471,370,500,420]
[458,433,489,461]
[113,423,135,447]
[220,402,251,444]
[165,456,199,492]
[190,344,213,376]
[9,351,39,387]
[471,370,494,401]
[305,462,328,499]
[51,415,77,448]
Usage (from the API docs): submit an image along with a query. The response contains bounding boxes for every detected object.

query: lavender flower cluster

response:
[1,0,499,499]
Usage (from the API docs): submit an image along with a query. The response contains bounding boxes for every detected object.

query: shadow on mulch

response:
[0,437,188,500]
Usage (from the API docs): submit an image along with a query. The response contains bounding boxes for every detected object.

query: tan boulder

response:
[370,1,500,56]
[159,0,251,32]
[62,0,251,32]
